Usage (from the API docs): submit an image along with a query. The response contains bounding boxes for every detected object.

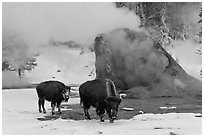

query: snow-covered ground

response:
[25,48,96,85]
[2,88,202,135]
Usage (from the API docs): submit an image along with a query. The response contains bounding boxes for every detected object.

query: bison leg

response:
[41,99,46,113]
[38,99,42,113]
[96,104,100,115]
[99,109,105,122]
[96,106,105,122]
[83,102,91,120]
[51,102,56,115]
[38,98,46,113]
[84,108,91,120]
[100,115,105,122]
[57,102,62,114]
[106,109,111,119]
[105,107,114,123]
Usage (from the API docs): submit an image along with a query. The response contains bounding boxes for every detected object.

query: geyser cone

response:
[94,28,201,99]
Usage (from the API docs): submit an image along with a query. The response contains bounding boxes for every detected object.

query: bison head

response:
[106,96,122,123]
[63,86,71,102]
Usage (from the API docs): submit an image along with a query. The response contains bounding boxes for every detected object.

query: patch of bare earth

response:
[37,96,202,121]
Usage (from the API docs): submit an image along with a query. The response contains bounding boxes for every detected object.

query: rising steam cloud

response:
[3,2,140,47]
[2,2,141,69]
[106,29,169,87]
[2,2,141,88]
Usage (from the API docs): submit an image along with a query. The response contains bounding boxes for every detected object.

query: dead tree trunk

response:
[18,68,22,79]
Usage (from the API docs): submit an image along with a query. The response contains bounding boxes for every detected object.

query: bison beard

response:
[79,78,122,123]
[36,81,71,115]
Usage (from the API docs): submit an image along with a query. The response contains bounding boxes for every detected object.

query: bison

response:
[79,78,122,123]
[36,80,71,115]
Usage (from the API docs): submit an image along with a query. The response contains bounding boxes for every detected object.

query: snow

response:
[169,40,202,80]
[2,88,202,135]
[25,48,96,85]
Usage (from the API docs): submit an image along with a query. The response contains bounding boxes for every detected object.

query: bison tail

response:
[80,98,83,107]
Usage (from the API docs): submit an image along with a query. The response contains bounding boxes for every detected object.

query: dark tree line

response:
[116,2,202,44]
[2,58,37,78]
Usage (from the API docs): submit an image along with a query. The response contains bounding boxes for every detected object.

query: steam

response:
[2,2,141,88]
[106,29,169,87]
[103,28,201,93]
[3,2,140,47]
[3,2,140,68]
[2,32,34,69]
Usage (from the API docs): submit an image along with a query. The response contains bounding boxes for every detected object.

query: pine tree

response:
[2,34,38,78]
[2,58,37,78]
[115,2,200,44]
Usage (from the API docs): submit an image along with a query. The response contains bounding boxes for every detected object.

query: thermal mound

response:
[94,28,201,100]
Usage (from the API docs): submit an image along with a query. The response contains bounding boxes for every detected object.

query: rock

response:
[139,110,144,114]
[168,107,177,110]
[159,106,177,110]
[159,107,168,110]
[97,131,103,134]
[169,132,177,135]
[122,107,134,111]
[194,114,202,117]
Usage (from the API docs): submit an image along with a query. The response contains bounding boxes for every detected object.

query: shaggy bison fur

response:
[79,78,122,123]
[36,80,71,115]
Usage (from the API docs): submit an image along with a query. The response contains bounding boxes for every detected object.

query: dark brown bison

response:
[36,81,71,115]
[79,78,122,123]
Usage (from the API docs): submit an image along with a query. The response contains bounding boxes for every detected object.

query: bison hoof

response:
[100,119,105,122]
[52,112,55,115]
[58,111,62,114]
[109,119,114,123]
[39,110,42,113]
[85,117,91,120]
[43,111,46,113]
